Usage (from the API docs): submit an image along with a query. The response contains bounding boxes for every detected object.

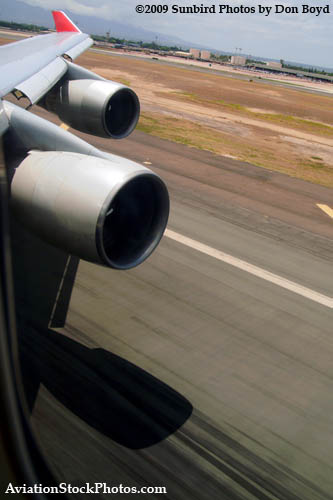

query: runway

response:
[11,124,333,499]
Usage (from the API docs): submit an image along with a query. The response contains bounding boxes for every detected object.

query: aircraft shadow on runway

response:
[11,219,193,449]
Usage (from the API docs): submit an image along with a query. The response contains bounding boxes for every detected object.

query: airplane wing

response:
[0,11,93,104]
[1,10,169,270]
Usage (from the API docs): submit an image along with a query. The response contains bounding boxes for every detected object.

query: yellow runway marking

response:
[317,204,333,219]
[60,123,70,130]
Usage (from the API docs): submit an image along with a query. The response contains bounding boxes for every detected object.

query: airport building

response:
[248,62,333,83]
[189,48,211,60]
[189,48,200,59]
[266,61,282,69]
[174,51,192,59]
[200,50,211,60]
[231,55,246,65]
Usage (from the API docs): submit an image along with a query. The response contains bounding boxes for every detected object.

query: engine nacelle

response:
[11,151,169,269]
[41,79,140,139]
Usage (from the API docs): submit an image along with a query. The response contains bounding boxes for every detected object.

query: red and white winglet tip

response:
[52,10,81,33]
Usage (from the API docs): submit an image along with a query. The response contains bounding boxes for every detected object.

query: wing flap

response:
[0,11,93,100]
[0,32,92,99]
[14,58,67,105]
[63,37,93,61]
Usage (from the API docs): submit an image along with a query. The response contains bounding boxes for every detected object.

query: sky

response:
[9,0,333,66]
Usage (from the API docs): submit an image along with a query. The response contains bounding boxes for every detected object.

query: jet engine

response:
[11,150,169,270]
[38,60,140,139]
[4,102,169,270]
[41,79,140,139]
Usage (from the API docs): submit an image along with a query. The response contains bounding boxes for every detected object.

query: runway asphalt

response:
[11,123,333,499]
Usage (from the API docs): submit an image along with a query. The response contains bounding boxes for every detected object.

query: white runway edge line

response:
[165,230,333,309]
